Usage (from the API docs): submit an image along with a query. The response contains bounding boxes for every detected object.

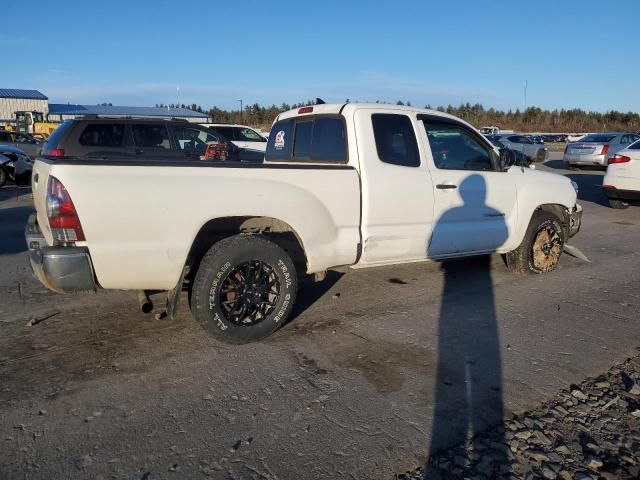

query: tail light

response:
[601,145,609,155]
[298,106,314,114]
[46,176,85,242]
[608,155,631,164]
[46,148,65,157]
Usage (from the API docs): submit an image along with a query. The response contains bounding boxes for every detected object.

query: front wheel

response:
[535,149,546,163]
[608,198,630,209]
[0,167,7,188]
[505,211,565,274]
[191,234,297,344]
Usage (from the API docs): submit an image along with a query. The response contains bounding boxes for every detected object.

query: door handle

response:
[484,213,505,217]
[436,184,457,190]
[134,149,143,155]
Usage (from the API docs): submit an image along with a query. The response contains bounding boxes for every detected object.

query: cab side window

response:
[423,121,495,171]
[371,114,420,167]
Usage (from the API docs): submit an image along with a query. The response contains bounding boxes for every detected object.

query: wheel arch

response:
[184,216,308,285]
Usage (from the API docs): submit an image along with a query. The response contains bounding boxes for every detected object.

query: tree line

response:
[155,101,640,133]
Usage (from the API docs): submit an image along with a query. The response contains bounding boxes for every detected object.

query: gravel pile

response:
[397,354,640,480]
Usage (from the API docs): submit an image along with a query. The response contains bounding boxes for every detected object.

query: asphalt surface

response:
[1,155,639,479]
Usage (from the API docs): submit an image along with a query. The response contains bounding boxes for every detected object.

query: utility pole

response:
[524,80,528,112]
[177,85,180,107]
[238,99,243,123]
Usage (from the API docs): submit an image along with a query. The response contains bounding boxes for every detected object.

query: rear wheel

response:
[506,211,565,274]
[191,234,297,344]
[608,198,630,209]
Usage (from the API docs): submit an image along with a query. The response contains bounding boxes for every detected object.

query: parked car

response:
[563,132,640,169]
[541,134,568,143]
[41,117,263,163]
[26,103,581,344]
[0,130,44,157]
[486,136,530,167]
[566,134,587,143]
[490,134,548,162]
[201,123,268,152]
[528,135,545,144]
[602,139,640,209]
[0,144,33,187]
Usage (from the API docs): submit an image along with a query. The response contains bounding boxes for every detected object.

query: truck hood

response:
[510,165,578,206]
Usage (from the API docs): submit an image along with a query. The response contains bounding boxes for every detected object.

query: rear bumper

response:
[25,213,97,293]
[564,153,606,166]
[568,204,582,238]
[603,186,640,202]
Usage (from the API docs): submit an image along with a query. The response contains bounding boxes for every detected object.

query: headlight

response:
[570,180,579,195]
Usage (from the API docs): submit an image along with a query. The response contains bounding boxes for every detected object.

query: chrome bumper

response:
[25,213,97,293]
[568,204,582,239]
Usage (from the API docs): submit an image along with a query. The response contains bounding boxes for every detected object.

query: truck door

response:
[421,118,517,257]
[355,110,435,265]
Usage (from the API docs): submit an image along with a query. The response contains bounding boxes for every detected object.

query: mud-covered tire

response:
[191,234,297,344]
[0,168,7,188]
[505,211,565,274]
[608,198,630,209]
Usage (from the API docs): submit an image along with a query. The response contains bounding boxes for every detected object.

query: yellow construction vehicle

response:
[3,111,59,138]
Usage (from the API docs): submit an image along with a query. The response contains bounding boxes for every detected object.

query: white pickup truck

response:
[26,104,582,343]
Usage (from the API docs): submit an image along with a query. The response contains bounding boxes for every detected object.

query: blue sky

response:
[2,0,639,112]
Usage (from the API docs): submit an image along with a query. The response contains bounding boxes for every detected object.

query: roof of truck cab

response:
[275,103,473,126]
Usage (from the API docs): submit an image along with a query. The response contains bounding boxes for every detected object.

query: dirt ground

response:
[1,155,639,479]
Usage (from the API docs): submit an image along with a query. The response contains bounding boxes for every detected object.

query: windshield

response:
[579,134,616,143]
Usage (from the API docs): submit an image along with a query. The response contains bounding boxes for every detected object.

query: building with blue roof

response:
[0,88,49,121]
[1,87,209,124]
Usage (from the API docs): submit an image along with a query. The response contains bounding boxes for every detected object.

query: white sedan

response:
[603,140,640,209]
[200,124,267,152]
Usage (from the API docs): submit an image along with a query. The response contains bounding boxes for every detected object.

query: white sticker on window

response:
[274,130,286,150]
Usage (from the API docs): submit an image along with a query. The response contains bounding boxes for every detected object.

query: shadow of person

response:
[425,174,509,477]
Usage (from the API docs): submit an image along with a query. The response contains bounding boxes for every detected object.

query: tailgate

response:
[31,159,54,245]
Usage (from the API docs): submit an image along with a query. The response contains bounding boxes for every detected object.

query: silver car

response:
[493,134,548,162]
[563,132,640,168]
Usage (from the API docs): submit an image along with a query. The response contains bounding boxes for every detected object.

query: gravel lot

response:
[1,154,639,479]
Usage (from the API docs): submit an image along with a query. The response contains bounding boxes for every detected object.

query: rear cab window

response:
[265,116,347,163]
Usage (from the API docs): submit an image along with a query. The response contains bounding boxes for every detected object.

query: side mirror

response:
[498,148,516,170]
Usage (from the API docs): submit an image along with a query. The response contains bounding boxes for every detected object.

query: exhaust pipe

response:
[137,290,153,314]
